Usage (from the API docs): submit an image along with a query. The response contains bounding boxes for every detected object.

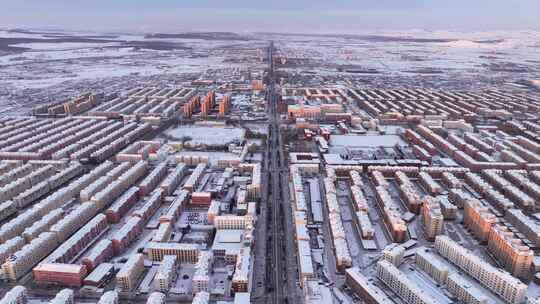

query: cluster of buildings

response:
[415,246,489,304]
[278,78,540,304]
[5,34,540,304]
[182,90,232,119]
[0,116,151,163]
[0,116,263,302]
[350,88,540,122]
[435,235,528,303]
[33,92,109,116]
[88,87,196,124]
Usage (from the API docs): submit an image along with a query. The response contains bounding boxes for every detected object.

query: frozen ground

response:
[2,29,539,116]
[165,126,246,146]
[267,29,540,92]
[330,134,407,148]
[0,29,266,115]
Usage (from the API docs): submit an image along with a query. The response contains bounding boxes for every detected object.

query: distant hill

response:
[144,32,251,41]
[0,37,121,53]
[6,28,119,39]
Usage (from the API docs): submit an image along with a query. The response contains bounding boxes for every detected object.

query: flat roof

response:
[330,134,406,148]
[416,247,448,272]
[84,263,114,283]
[147,242,200,250]
[34,263,85,273]
[234,292,251,304]
[447,273,488,301]
[212,229,244,252]
[217,230,242,243]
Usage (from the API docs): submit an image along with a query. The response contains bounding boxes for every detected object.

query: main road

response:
[266,42,302,304]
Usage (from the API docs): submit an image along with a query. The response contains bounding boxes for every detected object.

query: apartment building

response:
[382,243,405,267]
[446,273,489,304]
[192,251,212,294]
[147,242,199,263]
[192,291,210,304]
[50,289,75,304]
[97,291,119,304]
[2,232,58,280]
[463,199,497,243]
[504,208,540,248]
[487,224,533,279]
[0,285,27,304]
[154,255,177,292]
[345,267,393,304]
[415,247,449,284]
[435,235,527,304]
[232,246,251,292]
[422,196,444,241]
[116,254,144,291]
[152,222,172,243]
[214,215,247,230]
[376,260,442,304]
[146,292,166,304]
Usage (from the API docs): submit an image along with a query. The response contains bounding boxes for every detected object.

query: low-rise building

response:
[232,246,251,292]
[147,242,199,263]
[33,263,88,287]
[211,229,244,264]
[192,251,212,294]
[214,215,247,230]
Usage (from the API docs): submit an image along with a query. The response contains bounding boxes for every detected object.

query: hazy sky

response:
[1,0,539,33]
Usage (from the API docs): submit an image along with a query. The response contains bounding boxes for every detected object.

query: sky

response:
[1,0,539,34]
